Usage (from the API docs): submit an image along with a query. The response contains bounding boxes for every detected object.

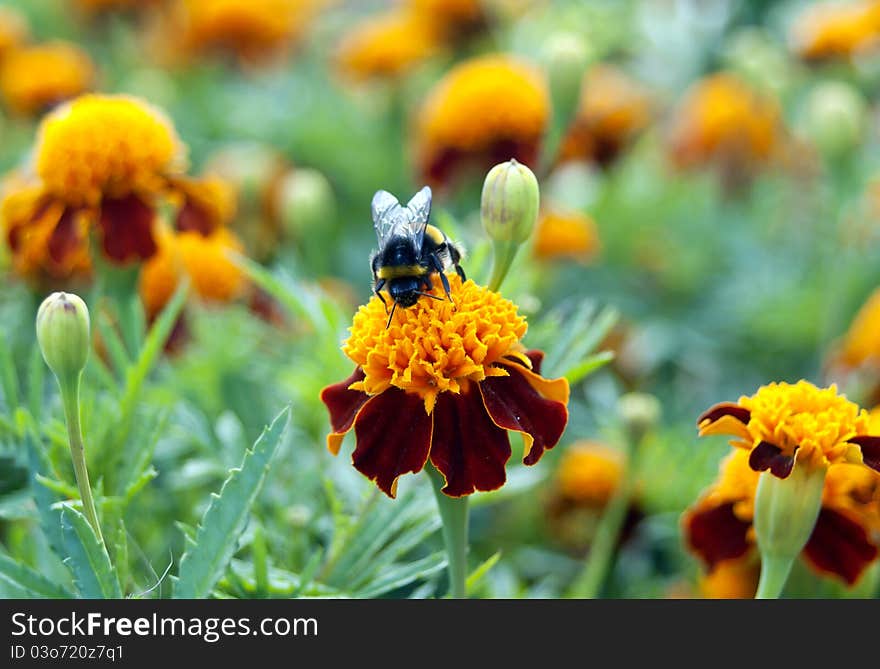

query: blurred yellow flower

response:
[555,441,624,507]
[667,73,784,185]
[533,208,600,264]
[0,6,29,59]
[831,288,880,370]
[557,64,652,167]
[698,558,760,599]
[336,9,442,81]
[0,42,96,117]
[790,0,880,62]
[139,226,247,320]
[416,54,550,188]
[159,0,320,64]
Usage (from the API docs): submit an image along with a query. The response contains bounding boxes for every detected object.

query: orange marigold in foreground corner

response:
[684,448,880,588]
[0,94,225,280]
[321,274,569,498]
[698,380,880,479]
[0,42,95,117]
[789,0,880,62]
[557,64,652,167]
[666,72,784,181]
[416,55,550,189]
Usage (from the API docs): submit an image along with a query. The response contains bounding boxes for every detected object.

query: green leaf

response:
[173,406,290,599]
[0,553,73,599]
[563,350,615,385]
[59,506,121,599]
[354,552,447,599]
[466,551,502,594]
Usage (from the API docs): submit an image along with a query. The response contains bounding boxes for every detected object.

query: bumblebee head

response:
[389,277,422,308]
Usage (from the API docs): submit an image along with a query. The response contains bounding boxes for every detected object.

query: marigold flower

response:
[666,73,784,182]
[1,94,221,279]
[829,287,880,371]
[0,42,96,117]
[0,6,28,59]
[160,0,318,64]
[321,274,569,498]
[684,448,880,586]
[698,557,760,599]
[336,9,442,81]
[409,0,484,29]
[416,55,550,188]
[533,209,600,264]
[139,226,247,320]
[698,380,880,479]
[557,65,652,167]
[789,0,880,62]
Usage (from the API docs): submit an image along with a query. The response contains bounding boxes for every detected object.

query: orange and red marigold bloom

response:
[789,0,880,62]
[0,93,226,281]
[684,448,880,587]
[416,54,550,190]
[697,380,880,479]
[321,274,569,498]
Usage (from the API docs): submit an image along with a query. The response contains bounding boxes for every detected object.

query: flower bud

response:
[481,159,540,244]
[36,292,90,388]
[541,31,590,120]
[799,81,867,159]
[277,167,336,238]
[753,460,825,563]
[617,392,661,445]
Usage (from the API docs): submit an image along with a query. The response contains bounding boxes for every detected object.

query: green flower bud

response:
[799,81,867,159]
[753,461,825,563]
[277,167,336,238]
[542,31,590,120]
[481,159,540,244]
[36,292,90,388]
[617,392,661,445]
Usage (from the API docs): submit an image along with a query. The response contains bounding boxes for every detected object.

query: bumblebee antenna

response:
[386,301,398,329]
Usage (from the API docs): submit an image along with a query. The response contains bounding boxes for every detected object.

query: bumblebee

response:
[370,186,466,326]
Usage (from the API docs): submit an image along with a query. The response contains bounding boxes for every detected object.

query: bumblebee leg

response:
[428,253,454,302]
[374,279,388,313]
[455,264,467,281]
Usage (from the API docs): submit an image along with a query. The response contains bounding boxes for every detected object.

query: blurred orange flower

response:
[790,0,880,62]
[157,0,320,65]
[825,287,880,407]
[0,42,95,117]
[1,94,225,281]
[557,65,652,167]
[0,6,29,59]
[533,208,601,264]
[416,54,550,189]
[667,73,785,187]
[336,9,442,81]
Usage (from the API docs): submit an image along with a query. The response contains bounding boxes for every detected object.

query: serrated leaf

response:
[173,406,290,599]
[0,553,73,599]
[59,506,121,599]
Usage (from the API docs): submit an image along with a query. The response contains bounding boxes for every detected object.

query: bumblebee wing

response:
[405,186,432,250]
[371,190,409,247]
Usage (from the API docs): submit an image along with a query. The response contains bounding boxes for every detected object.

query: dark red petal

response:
[99,194,157,263]
[351,390,432,498]
[749,441,796,479]
[46,208,82,264]
[683,502,752,569]
[481,365,568,466]
[430,385,512,497]
[846,436,880,472]
[320,368,369,454]
[176,200,214,236]
[803,508,879,586]
[697,402,751,427]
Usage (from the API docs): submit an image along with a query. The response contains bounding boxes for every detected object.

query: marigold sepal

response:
[753,461,826,598]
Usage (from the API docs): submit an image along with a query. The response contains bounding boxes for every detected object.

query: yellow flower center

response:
[35,94,184,207]
[343,274,527,413]
[740,381,871,469]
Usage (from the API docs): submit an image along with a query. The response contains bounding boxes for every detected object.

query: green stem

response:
[488,241,520,293]
[567,460,636,598]
[427,466,469,599]
[60,375,104,545]
[755,554,795,599]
